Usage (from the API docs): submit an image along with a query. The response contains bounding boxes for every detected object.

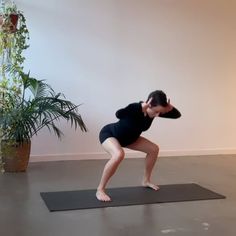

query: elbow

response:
[171,110,181,119]
[176,111,181,119]
[115,112,120,119]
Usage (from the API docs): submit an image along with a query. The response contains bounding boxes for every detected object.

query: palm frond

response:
[1,74,87,143]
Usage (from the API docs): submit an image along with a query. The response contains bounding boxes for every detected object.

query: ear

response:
[147,97,153,106]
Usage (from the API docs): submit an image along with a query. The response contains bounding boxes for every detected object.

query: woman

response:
[97,90,181,201]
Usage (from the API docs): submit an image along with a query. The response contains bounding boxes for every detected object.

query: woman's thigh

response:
[102,137,125,157]
[126,136,159,154]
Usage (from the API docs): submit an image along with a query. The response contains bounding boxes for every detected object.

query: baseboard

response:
[30,148,236,162]
[159,148,236,157]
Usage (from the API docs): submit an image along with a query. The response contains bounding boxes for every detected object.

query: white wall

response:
[17,0,236,160]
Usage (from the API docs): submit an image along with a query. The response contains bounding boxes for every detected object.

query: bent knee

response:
[112,149,125,162]
[148,144,159,155]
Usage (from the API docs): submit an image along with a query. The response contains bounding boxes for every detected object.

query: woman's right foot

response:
[142,181,160,191]
[96,189,111,202]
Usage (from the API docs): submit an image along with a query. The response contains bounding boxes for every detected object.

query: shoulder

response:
[126,102,142,110]
[128,102,141,106]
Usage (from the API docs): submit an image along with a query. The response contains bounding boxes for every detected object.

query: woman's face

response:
[147,105,166,117]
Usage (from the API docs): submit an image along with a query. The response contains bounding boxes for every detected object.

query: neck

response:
[146,108,155,118]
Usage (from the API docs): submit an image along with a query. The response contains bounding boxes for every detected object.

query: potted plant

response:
[0,1,22,33]
[0,2,87,172]
[0,1,29,79]
[0,71,87,172]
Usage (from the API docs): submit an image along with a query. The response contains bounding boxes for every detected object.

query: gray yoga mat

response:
[40,183,226,211]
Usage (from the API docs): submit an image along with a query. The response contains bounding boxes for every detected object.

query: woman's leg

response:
[96,137,125,201]
[126,136,160,190]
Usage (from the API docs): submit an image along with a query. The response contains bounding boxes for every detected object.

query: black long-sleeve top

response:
[112,102,181,146]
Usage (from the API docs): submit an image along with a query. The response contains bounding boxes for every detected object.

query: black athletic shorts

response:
[99,124,115,144]
[99,123,139,147]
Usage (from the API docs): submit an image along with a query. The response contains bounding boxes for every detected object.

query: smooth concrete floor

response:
[0,155,236,236]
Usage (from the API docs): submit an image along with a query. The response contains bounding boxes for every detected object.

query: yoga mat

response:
[40,183,226,211]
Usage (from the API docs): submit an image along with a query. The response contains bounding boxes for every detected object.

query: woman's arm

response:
[159,107,181,119]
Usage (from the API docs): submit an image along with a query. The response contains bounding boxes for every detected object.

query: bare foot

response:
[142,181,160,191]
[96,189,111,202]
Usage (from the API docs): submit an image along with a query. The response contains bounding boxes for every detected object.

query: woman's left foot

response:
[142,181,160,191]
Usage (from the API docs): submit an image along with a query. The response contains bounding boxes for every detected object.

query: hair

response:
[146,90,168,107]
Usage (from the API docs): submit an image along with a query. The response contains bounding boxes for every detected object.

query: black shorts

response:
[99,124,115,144]
[99,124,138,147]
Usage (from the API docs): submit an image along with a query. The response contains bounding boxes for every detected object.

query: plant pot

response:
[1,140,31,172]
[0,13,19,33]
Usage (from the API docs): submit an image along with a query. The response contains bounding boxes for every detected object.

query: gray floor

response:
[0,155,236,236]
